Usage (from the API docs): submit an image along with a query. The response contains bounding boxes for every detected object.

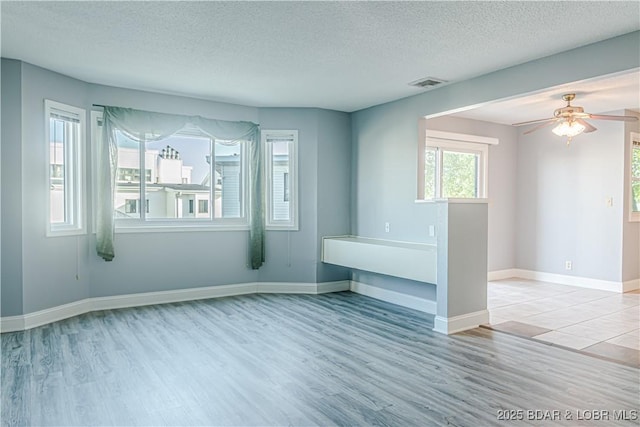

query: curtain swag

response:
[95,106,264,269]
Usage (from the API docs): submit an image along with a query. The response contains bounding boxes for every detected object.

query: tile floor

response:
[487,278,639,367]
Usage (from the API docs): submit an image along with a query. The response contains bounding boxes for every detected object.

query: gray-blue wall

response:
[255,108,353,284]
[425,116,519,272]
[257,107,320,283]
[350,32,639,293]
[515,117,625,281]
[316,109,352,282]
[2,31,639,316]
[1,60,351,315]
[87,80,262,299]
[1,59,24,317]
[19,62,92,313]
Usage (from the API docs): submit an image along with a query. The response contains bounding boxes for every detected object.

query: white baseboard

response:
[622,278,640,292]
[256,281,350,294]
[0,281,350,333]
[92,283,258,311]
[433,310,490,335]
[488,268,636,293]
[21,299,93,331]
[349,280,437,315]
[317,280,351,293]
[487,269,519,281]
[513,269,627,293]
[257,282,316,294]
[0,315,25,332]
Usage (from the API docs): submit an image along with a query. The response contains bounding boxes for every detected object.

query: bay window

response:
[92,106,262,267]
[93,114,249,230]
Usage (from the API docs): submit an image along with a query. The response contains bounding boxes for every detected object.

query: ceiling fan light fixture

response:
[515,93,637,145]
[552,120,585,138]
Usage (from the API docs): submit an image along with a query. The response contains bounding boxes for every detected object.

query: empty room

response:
[1,2,639,426]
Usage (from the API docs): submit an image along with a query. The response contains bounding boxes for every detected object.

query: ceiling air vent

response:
[409,77,447,89]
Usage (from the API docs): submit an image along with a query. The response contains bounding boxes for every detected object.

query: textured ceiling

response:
[1,1,639,112]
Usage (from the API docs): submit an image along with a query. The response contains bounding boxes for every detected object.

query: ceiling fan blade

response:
[575,118,597,133]
[513,117,555,126]
[588,114,639,122]
[523,119,558,135]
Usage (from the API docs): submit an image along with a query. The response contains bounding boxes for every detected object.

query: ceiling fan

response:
[513,93,638,144]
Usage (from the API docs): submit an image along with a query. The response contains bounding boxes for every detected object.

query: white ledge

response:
[414,198,489,204]
[322,236,437,284]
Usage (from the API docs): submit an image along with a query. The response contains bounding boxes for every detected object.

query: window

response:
[418,128,495,200]
[93,114,249,230]
[117,168,151,183]
[124,199,138,214]
[46,100,85,236]
[283,172,290,202]
[215,141,244,219]
[123,199,149,214]
[198,199,209,214]
[630,132,640,221]
[263,130,298,230]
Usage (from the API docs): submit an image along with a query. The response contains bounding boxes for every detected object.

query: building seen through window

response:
[113,131,245,221]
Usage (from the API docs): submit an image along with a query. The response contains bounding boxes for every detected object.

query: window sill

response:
[415,198,489,204]
[266,224,299,231]
[266,228,299,231]
[47,227,86,237]
[115,223,250,233]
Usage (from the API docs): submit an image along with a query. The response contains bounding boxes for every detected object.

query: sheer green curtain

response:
[96,106,264,268]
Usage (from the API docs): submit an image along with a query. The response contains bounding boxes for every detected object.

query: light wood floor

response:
[2,292,639,426]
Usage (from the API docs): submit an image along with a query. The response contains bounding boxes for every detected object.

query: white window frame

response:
[417,127,495,201]
[630,131,640,222]
[45,100,86,237]
[91,112,250,232]
[263,130,298,230]
[91,111,102,233]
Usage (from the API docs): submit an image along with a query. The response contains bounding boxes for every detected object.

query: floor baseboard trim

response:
[257,282,316,294]
[92,283,258,312]
[622,278,640,292]
[488,269,519,281]
[513,269,626,293]
[317,281,351,293]
[489,268,632,293]
[0,281,350,333]
[349,280,436,315]
[21,299,93,331]
[0,315,25,332]
[433,310,490,335]
[256,281,350,294]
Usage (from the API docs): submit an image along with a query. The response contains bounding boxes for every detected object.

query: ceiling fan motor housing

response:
[554,105,587,119]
